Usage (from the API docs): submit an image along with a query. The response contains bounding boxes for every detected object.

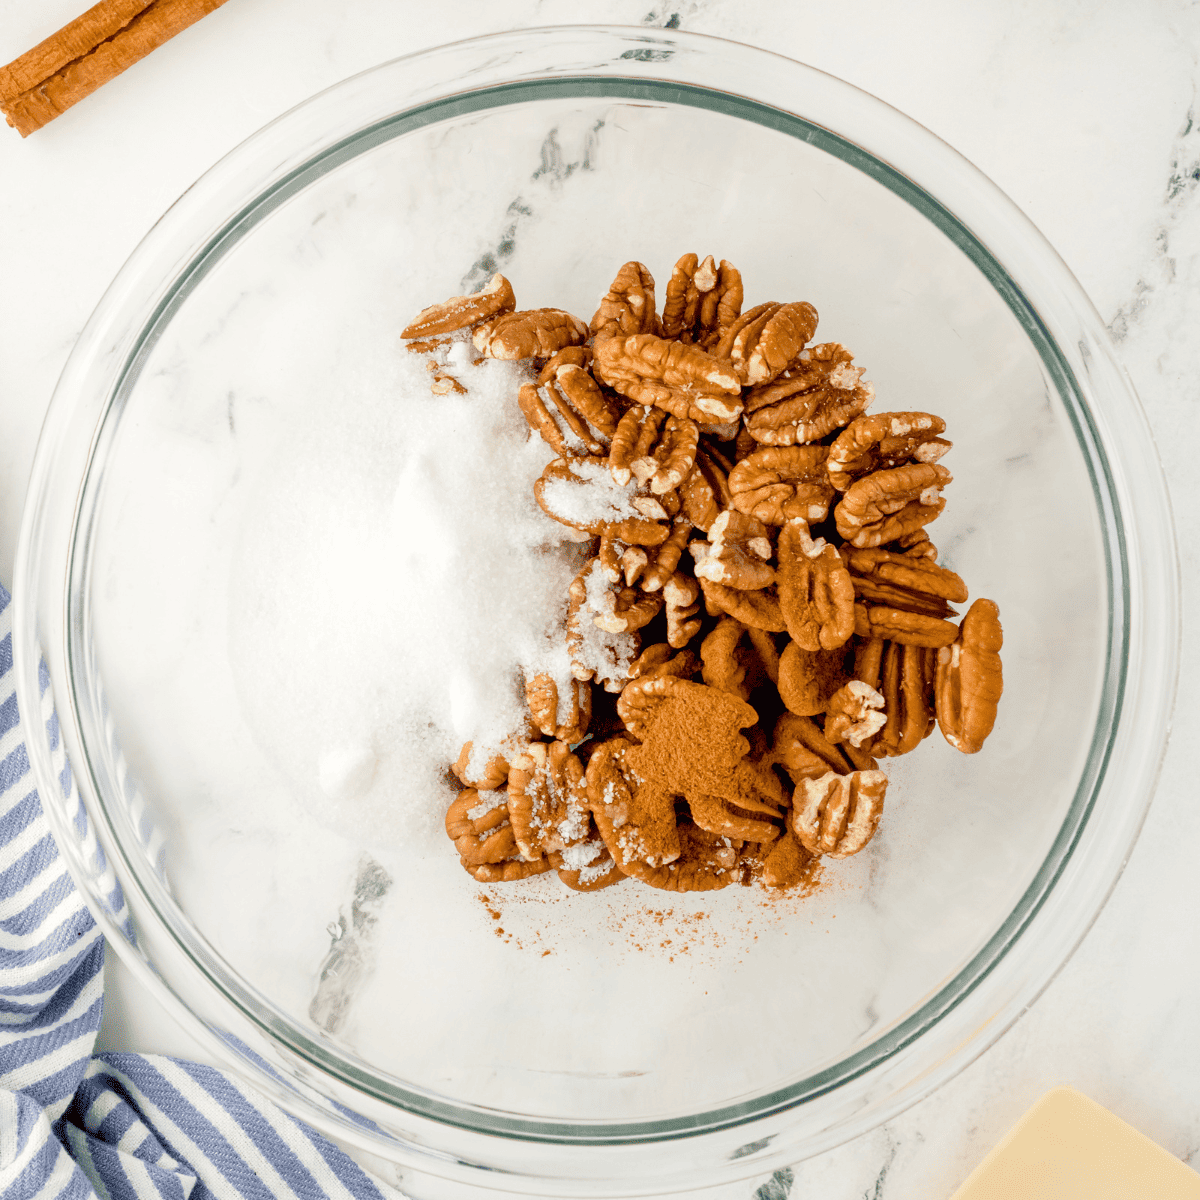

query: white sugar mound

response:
[227,342,585,849]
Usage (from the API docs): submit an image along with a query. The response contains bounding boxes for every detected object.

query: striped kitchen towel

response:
[0,581,402,1200]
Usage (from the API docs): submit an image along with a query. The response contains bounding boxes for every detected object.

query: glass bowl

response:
[12,25,1178,1198]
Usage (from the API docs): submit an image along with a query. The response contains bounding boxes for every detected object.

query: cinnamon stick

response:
[0,0,230,137]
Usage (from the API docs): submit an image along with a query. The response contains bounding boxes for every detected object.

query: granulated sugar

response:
[225,339,587,847]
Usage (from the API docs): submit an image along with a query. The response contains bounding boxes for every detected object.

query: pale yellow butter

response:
[951,1086,1200,1199]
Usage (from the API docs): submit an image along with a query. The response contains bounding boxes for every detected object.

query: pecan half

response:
[445,788,517,865]
[664,571,703,649]
[853,603,958,648]
[620,823,744,892]
[771,712,876,782]
[761,829,813,889]
[591,261,659,341]
[566,560,641,691]
[585,737,681,871]
[608,405,699,495]
[776,519,855,651]
[841,547,967,618]
[507,741,590,859]
[823,680,887,749]
[661,253,744,346]
[555,839,628,891]
[535,457,670,545]
[743,343,873,446]
[687,790,783,843]
[715,301,819,386]
[833,463,951,548]
[692,509,775,590]
[678,449,731,532]
[593,334,744,424]
[793,770,887,858]
[599,517,691,593]
[698,579,787,632]
[463,857,555,883]
[525,674,591,743]
[868,641,936,756]
[936,598,1003,753]
[888,528,939,561]
[729,445,835,525]
[700,617,780,701]
[452,742,510,790]
[519,358,621,458]
[627,642,699,682]
[401,273,516,339]
[827,411,952,492]
[473,308,589,359]
[777,640,851,716]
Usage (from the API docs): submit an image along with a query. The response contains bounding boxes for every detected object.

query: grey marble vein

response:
[309,855,393,1035]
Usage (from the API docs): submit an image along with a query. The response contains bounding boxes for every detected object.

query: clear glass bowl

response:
[13,26,1179,1197]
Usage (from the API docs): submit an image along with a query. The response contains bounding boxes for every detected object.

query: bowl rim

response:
[12,22,1180,1190]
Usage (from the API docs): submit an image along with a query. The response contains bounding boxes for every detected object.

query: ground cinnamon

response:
[0,0,230,137]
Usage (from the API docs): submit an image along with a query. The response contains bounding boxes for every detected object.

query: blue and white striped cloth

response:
[0,581,399,1200]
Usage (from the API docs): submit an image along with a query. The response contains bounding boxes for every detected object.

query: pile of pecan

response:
[401,255,1004,895]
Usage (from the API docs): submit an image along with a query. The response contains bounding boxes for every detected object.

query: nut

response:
[692,509,776,590]
[462,857,555,883]
[700,617,780,701]
[833,462,951,548]
[714,300,819,386]
[535,457,671,544]
[618,823,743,892]
[701,617,752,700]
[687,790,783,843]
[823,680,887,748]
[452,742,510,790]
[936,598,1004,753]
[599,516,691,593]
[401,273,516,338]
[519,361,622,457]
[853,603,959,648]
[609,406,699,494]
[616,672,693,740]
[770,712,876,782]
[827,411,952,492]
[627,642,699,681]
[507,741,591,859]
[697,578,787,632]
[678,450,731,533]
[776,518,856,652]
[661,253,744,346]
[743,343,873,446]
[663,571,703,649]
[593,334,744,424]
[585,737,681,871]
[445,787,517,865]
[792,770,887,858]
[555,839,628,891]
[591,261,660,341]
[869,641,936,756]
[760,829,814,889]
[841,546,967,618]
[566,560,641,691]
[473,308,589,359]
[729,445,835,525]
[777,640,851,716]
[525,674,591,743]
[889,528,938,560]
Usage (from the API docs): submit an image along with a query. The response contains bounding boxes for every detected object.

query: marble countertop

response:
[2,2,1198,1197]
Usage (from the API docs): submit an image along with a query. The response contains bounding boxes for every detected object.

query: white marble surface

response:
[2,2,1199,1197]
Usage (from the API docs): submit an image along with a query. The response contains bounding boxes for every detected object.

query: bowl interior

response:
[76,87,1109,1125]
